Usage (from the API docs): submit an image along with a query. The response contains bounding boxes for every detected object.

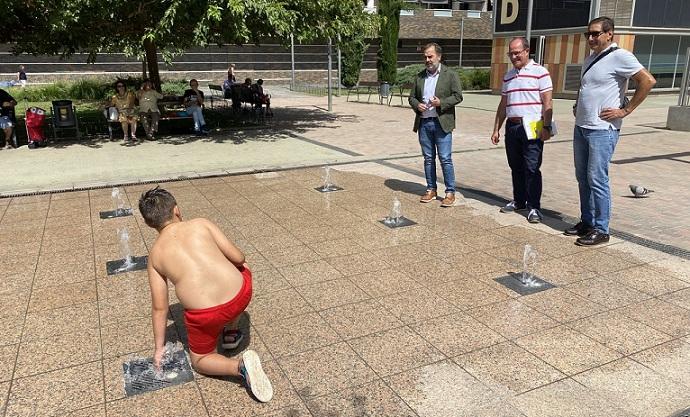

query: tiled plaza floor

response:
[1,168,690,416]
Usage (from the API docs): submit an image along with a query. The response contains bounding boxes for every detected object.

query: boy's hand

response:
[153,346,165,371]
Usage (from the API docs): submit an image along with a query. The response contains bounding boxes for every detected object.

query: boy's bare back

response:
[149,218,245,310]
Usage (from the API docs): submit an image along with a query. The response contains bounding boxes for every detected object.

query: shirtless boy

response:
[139,187,273,402]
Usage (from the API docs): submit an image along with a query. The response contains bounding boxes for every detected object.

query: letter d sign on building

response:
[500,0,519,25]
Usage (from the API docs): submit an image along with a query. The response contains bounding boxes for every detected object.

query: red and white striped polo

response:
[501,60,553,118]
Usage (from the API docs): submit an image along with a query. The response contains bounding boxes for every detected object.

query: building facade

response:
[490,0,690,95]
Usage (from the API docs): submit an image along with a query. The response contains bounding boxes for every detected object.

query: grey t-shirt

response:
[575,43,644,130]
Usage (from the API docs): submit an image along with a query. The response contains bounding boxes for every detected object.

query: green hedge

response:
[396,64,490,90]
[5,78,192,102]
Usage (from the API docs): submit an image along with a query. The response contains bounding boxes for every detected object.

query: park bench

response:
[208,84,231,108]
[104,96,193,139]
[346,81,382,104]
[387,82,414,107]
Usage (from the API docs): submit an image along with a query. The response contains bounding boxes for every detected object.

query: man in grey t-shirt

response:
[564,16,656,246]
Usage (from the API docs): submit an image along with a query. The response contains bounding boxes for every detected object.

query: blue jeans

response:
[573,126,620,234]
[418,117,456,193]
[505,120,544,209]
[186,106,206,131]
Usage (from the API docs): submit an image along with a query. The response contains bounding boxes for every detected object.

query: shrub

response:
[376,0,401,84]
[396,64,490,90]
[340,37,369,88]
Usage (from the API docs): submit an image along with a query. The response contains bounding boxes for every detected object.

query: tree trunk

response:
[141,57,148,80]
[144,39,161,92]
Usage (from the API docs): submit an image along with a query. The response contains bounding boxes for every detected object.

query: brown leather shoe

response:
[420,189,437,203]
[440,193,456,207]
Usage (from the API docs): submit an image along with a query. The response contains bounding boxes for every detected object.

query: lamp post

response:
[327,37,333,112]
[459,16,464,68]
[290,34,296,91]
[525,0,534,43]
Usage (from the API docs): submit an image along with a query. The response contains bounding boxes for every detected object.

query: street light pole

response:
[525,0,534,44]
[290,34,296,91]
[327,37,333,112]
[459,16,464,68]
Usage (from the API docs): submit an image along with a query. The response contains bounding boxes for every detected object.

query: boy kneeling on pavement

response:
[139,187,273,402]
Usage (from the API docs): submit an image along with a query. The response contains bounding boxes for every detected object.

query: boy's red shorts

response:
[183,266,252,355]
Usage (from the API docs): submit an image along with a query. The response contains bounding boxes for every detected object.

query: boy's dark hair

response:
[139,187,177,229]
[589,16,614,32]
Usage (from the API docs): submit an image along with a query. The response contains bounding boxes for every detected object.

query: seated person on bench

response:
[0,88,17,149]
[137,79,164,140]
[251,79,272,116]
[183,79,208,135]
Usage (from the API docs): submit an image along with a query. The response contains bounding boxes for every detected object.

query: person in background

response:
[223,64,237,100]
[0,88,17,149]
[110,80,139,141]
[251,79,272,116]
[17,66,27,87]
[183,79,208,135]
[137,79,164,140]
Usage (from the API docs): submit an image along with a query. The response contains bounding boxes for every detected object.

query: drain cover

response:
[106,255,148,275]
[378,216,418,228]
[494,273,555,296]
[99,208,133,219]
[314,185,344,193]
[122,349,194,396]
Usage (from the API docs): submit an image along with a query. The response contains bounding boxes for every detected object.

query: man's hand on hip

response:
[600,107,628,121]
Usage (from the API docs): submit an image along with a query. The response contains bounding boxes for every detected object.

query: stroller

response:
[25,107,47,149]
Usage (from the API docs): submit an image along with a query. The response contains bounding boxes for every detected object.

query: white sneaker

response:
[240,350,273,402]
[500,201,526,213]
[527,209,543,223]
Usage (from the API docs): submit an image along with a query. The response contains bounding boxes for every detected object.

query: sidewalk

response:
[1,89,690,416]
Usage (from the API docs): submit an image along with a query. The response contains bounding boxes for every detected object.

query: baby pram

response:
[25,107,47,149]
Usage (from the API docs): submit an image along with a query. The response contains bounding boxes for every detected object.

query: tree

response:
[1,0,377,91]
[376,0,402,84]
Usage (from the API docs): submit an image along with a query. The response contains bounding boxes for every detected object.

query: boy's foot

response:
[221,328,243,350]
[239,350,273,403]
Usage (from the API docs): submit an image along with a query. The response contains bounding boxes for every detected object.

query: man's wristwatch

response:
[543,125,553,133]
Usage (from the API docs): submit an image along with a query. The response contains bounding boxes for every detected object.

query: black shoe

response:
[564,221,594,237]
[575,230,610,246]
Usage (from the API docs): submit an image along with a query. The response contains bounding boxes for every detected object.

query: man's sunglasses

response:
[584,30,607,38]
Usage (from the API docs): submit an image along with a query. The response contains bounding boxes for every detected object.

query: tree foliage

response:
[340,36,369,88]
[1,0,377,90]
[376,0,402,84]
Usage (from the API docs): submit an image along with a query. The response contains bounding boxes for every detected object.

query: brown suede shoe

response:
[440,193,456,207]
[420,189,437,203]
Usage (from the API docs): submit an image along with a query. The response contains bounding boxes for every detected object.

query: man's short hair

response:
[510,37,530,51]
[423,42,443,56]
[589,16,614,32]
[139,187,177,229]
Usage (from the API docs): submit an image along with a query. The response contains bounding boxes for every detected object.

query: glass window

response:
[650,36,681,88]
[633,35,653,69]
[674,36,690,88]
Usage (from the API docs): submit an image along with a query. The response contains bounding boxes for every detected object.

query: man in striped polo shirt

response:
[491,37,553,223]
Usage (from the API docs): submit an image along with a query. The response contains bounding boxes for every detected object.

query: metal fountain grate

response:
[106,255,148,275]
[123,349,194,397]
[494,273,556,296]
[314,185,343,193]
[379,217,418,228]
[99,208,133,219]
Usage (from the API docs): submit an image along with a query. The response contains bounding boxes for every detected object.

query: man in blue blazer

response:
[408,42,464,207]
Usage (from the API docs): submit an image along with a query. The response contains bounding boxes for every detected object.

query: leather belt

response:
[507,117,522,123]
